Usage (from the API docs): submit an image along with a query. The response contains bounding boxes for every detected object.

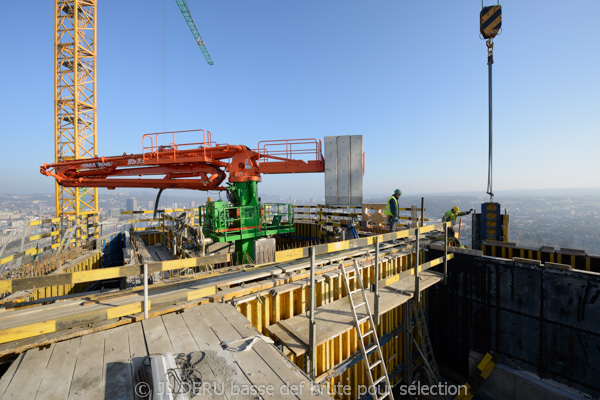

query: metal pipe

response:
[444,222,448,284]
[308,246,316,380]
[415,228,420,306]
[374,236,380,325]
[143,263,149,319]
[420,197,425,227]
[403,302,411,383]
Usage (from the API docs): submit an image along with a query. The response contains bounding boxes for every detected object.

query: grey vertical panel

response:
[336,136,350,205]
[254,238,276,264]
[324,136,337,205]
[349,135,363,205]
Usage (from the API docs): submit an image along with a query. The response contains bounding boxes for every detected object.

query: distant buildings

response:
[126,197,137,211]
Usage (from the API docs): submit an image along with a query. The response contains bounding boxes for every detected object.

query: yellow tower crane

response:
[53,0,213,246]
[54,0,98,245]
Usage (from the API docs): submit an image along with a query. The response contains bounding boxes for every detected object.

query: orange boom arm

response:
[41,130,324,191]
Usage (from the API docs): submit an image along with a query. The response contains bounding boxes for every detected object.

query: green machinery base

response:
[200,181,295,264]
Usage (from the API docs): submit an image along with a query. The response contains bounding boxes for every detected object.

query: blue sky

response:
[0,1,598,199]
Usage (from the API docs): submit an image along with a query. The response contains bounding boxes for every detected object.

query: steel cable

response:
[486,51,494,201]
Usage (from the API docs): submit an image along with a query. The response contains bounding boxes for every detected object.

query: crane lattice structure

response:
[175,0,214,65]
[54,0,98,244]
[52,0,213,247]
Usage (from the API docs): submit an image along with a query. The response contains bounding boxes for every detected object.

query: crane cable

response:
[162,0,167,132]
[486,39,494,201]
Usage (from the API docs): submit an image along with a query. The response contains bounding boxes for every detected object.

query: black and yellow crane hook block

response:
[480,4,502,40]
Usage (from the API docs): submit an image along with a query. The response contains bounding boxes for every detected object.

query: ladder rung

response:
[373,375,386,386]
[362,329,374,339]
[365,343,377,354]
[377,390,390,400]
[354,301,366,309]
[369,359,382,369]
[350,289,362,295]
[357,316,369,325]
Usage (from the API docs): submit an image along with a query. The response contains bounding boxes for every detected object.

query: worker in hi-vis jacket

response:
[384,189,402,232]
[442,206,473,247]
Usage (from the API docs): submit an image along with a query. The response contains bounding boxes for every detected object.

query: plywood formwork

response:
[1,250,103,304]
[237,255,448,399]
[0,224,452,399]
[0,303,331,400]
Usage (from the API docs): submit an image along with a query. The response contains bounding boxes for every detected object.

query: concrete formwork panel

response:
[324,135,363,206]
[336,135,350,205]
[349,135,363,206]
[324,136,337,205]
[428,252,600,399]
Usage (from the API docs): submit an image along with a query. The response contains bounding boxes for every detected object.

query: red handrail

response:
[256,138,323,163]
[142,129,215,162]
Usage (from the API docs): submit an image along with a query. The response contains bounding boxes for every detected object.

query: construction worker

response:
[384,189,402,232]
[442,206,473,246]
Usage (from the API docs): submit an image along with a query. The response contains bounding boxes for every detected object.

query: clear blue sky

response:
[0,1,598,199]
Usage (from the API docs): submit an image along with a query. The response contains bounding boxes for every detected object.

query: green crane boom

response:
[174,0,214,65]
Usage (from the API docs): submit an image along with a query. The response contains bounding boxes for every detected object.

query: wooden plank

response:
[162,312,226,400]
[68,330,106,400]
[2,254,228,295]
[181,306,255,400]
[0,295,209,359]
[197,304,301,400]
[0,240,437,352]
[126,322,148,400]
[141,316,174,354]
[214,303,326,399]
[0,353,24,397]
[272,271,443,355]
[35,338,81,400]
[266,323,307,357]
[104,325,134,400]
[162,312,199,353]
[280,292,370,349]
[2,344,54,399]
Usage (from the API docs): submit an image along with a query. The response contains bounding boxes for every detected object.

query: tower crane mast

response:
[52,0,214,247]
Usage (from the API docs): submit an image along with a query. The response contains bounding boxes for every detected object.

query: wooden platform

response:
[267,270,444,356]
[0,243,391,350]
[0,303,331,400]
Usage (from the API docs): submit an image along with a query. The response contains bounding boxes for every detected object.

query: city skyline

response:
[1,191,598,255]
[1,2,599,197]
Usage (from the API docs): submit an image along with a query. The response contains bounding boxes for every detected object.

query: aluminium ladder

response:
[410,299,442,386]
[340,260,394,400]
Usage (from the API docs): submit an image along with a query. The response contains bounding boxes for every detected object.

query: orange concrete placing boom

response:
[41,130,324,191]
[41,129,324,263]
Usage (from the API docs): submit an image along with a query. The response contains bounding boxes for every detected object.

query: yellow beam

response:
[1,253,229,294]
[0,321,57,344]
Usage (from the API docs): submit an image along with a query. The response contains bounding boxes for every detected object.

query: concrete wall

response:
[467,351,593,400]
[428,252,600,399]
